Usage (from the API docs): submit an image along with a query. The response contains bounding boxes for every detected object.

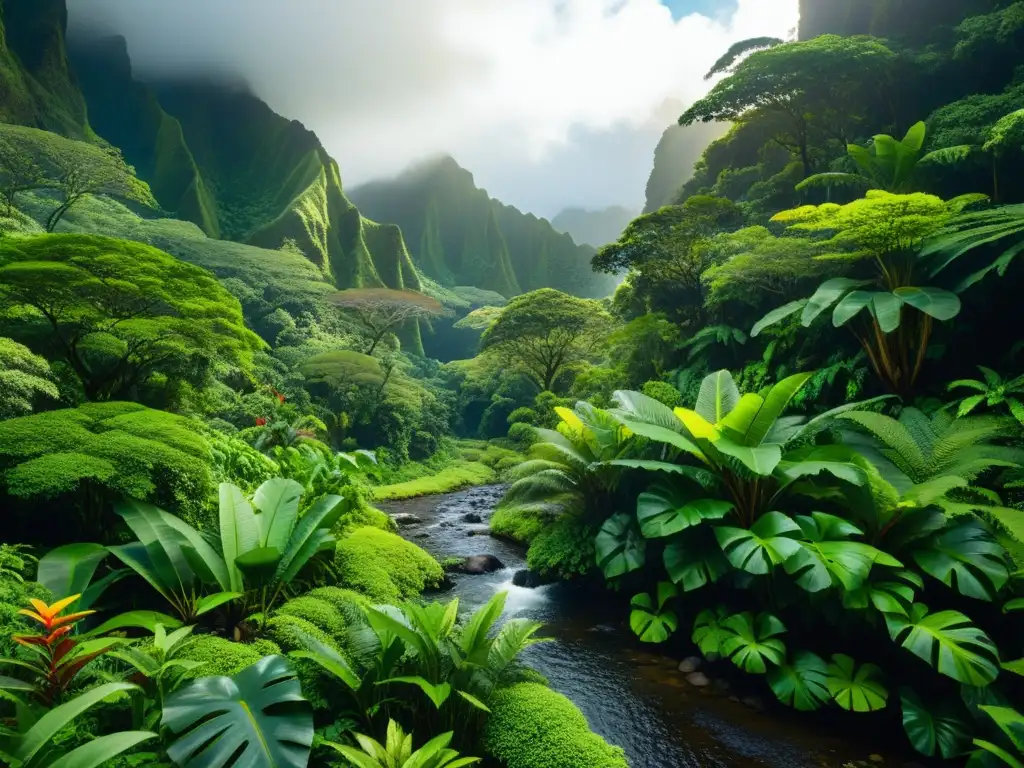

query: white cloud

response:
[68,0,798,214]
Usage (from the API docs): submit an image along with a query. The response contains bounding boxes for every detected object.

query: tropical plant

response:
[920,203,1024,292]
[947,366,1024,424]
[161,654,314,768]
[0,595,120,707]
[971,704,1024,767]
[680,324,747,362]
[326,719,480,768]
[0,682,156,768]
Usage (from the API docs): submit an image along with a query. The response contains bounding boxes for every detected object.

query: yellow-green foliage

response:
[304,586,370,632]
[334,527,443,603]
[276,596,347,645]
[484,683,628,768]
[0,575,50,657]
[0,336,58,419]
[0,402,213,531]
[177,636,281,680]
[490,503,548,543]
[526,516,597,579]
[372,461,496,501]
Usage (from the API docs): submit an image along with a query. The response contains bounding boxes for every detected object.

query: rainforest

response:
[0,0,1023,766]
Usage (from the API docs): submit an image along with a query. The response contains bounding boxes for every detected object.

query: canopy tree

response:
[680,35,897,175]
[0,234,262,403]
[330,288,448,354]
[0,336,59,419]
[480,288,615,393]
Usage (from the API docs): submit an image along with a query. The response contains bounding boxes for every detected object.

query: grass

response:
[369,439,524,501]
[371,460,497,501]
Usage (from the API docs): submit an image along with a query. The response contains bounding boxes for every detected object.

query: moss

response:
[484,683,628,768]
[526,516,597,579]
[334,527,442,603]
[304,586,370,630]
[177,636,281,680]
[371,460,496,501]
[276,596,347,645]
[490,503,548,543]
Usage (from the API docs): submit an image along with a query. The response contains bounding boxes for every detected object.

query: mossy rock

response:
[484,683,629,768]
[334,526,443,603]
[176,635,281,680]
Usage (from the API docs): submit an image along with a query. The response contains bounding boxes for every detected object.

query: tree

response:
[704,37,784,80]
[680,36,896,175]
[330,288,448,355]
[480,289,614,392]
[0,138,47,216]
[0,234,262,402]
[0,336,59,419]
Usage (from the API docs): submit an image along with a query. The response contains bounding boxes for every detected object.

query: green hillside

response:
[350,156,617,299]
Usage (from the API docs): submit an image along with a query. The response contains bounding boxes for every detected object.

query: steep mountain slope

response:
[0,0,89,136]
[67,33,420,294]
[551,206,638,248]
[643,121,728,212]
[797,0,995,40]
[350,157,616,299]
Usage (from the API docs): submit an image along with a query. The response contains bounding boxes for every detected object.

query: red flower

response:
[255,417,267,426]
[277,393,286,403]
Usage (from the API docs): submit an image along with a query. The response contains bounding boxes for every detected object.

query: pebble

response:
[677,656,702,674]
[685,672,710,687]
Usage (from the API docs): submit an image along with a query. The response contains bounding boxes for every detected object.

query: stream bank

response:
[381,484,916,768]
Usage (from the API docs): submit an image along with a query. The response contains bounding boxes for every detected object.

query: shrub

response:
[484,683,628,768]
[334,527,443,603]
[526,516,597,579]
[640,380,684,408]
[0,575,50,657]
[490,503,548,543]
[507,407,539,426]
[304,587,370,630]
[176,636,281,680]
[507,422,537,449]
[276,596,347,645]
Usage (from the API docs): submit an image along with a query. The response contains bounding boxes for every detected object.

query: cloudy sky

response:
[67,0,798,218]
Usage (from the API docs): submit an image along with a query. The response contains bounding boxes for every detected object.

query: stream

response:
[381,485,910,768]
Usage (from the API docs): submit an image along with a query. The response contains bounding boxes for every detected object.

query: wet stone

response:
[678,656,702,674]
[685,672,710,687]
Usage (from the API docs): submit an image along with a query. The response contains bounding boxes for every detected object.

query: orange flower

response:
[18,595,94,631]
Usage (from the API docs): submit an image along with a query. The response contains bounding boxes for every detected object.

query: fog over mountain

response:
[67,0,798,217]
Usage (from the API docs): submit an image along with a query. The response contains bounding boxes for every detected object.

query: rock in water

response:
[685,672,710,687]
[677,656,702,674]
[463,512,483,524]
[391,513,422,527]
[512,569,549,588]
[453,555,505,574]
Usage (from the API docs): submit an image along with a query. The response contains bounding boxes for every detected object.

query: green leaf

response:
[276,494,343,585]
[219,483,261,594]
[978,705,1024,753]
[616,418,703,457]
[913,522,1009,601]
[82,610,183,638]
[895,286,962,322]
[252,478,303,552]
[664,528,732,591]
[51,731,158,768]
[872,292,904,333]
[234,547,283,588]
[460,592,507,664]
[886,604,1001,686]
[767,651,829,711]
[826,654,888,712]
[720,612,787,674]
[289,631,361,690]
[162,655,313,768]
[636,483,733,538]
[194,592,243,617]
[36,543,118,612]
[380,676,452,709]
[743,372,813,446]
[802,279,870,326]
[456,690,491,714]
[751,300,807,337]
[595,514,646,578]
[692,607,730,660]
[695,370,740,424]
[832,290,875,327]
[713,437,782,475]
[629,587,678,643]
[716,512,802,575]
[901,688,971,759]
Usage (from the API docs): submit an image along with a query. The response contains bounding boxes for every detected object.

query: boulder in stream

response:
[391,513,422,527]
[512,569,551,588]
[451,555,505,574]
[678,656,702,674]
[463,512,483,524]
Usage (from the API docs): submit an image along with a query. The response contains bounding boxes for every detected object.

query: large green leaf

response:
[615,418,703,457]
[833,290,876,327]
[664,528,732,591]
[83,610,183,637]
[872,292,904,333]
[611,390,686,432]
[50,731,159,768]
[163,655,313,768]
[234,547,283,588]
[886,604,1001,686]
[289,630,361,690]
[629,583,678,643]
[36,543,122,612]
[716,512,802,575]
[162,515,231,592]
[252,478,303,552]
[742,372,813,446]
[379,676,452,709]
[901,688,971,759]
[786,513,899,593]
[720,612,787,674]
[803,278,870,325]
[712,437,782,476]
[595,514,646,578]
[826,654,888,712]
[692,607,730,660]
[114,501,198,598]
[636,483,733,538]
[751,299,807,337]
[895,286,962,322]
[276,494,344,585]
[767,651,829,711]
[219,483,261,594]
[977,705,1024,757]
[695,370,740,424]
[912,522,1009,601]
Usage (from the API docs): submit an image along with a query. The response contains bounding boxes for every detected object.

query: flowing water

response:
[381,485,909,768]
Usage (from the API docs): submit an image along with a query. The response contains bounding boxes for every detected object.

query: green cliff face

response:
[0,0,89,136]
[67,35,420,294]
[643,121,728,213]
[798,0,994,40]
[350,156,616,299]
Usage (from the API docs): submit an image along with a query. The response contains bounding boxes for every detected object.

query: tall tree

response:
[480,288,614,392]
[0,234,262,402]
[330,288,448,355]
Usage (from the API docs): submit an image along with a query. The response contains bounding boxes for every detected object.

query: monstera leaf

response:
[716,512,802,575]
[973,705,1024,768]
[720,611,787,674]
[767,651,830,711]
[629,582,678,643]
[663,528,732,591]
[162,655,313,768]
[843,570,921,617]
[692,607,731,660]
[636,483,733,538]
[901,688,971,759]
[912,521,1010,601]
[785,512,900,593]
[886,604,1000,686]
[595,514,646,578]
[826,654,888,712]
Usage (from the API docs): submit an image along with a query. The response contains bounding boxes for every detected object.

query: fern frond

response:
[838,411,928,480]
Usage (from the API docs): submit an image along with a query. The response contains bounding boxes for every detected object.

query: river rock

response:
[685,672,710,687]
[451,555,505,574]
[467,529,490,537]
[741,695,766,712]
[463,512,483,524]
[677,656,702,674]
[512,569,550,588]
[391,513,422,527]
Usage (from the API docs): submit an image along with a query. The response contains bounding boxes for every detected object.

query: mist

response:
[66,0,798,217]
